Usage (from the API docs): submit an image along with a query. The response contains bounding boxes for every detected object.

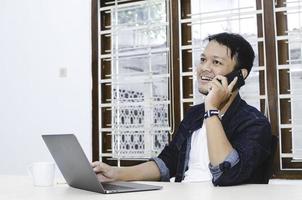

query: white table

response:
[1,175,302,200]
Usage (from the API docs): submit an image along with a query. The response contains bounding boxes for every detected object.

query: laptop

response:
[42,134,162,194]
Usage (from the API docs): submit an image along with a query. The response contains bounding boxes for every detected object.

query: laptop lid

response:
[42,134,105,193]
[42,134,162,194]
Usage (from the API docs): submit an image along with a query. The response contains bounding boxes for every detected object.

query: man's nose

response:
[199,61,212,71]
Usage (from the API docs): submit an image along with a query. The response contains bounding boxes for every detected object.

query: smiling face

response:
[197,40,238,95]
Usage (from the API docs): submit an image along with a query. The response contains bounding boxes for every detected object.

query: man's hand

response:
[205,75,238,110]
[91,161,119,182]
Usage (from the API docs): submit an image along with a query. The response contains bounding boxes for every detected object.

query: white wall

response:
[0,0,92,175]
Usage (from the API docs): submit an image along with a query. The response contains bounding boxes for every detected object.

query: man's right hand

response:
[91,161,119,182]
[91,160,161,182]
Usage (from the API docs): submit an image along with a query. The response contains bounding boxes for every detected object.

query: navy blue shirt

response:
[152,94,272,186]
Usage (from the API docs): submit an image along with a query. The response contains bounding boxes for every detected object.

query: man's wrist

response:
[204,109,220,119]
[205,104,218,111]
[115,166,124,181]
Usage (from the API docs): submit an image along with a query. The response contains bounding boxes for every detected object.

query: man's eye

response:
[200,58,206,63]
[213,60,222,65]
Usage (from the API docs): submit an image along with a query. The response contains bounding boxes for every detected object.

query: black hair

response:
[207,32,255,76]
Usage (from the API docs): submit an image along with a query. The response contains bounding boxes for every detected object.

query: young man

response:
[92,32,272,186]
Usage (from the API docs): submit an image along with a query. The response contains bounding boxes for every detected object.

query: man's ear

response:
[240,69,248,79]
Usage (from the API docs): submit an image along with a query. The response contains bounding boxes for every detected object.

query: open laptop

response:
[42,134,162,194]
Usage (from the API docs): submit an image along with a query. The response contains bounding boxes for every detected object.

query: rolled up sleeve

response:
[211,119,272,186]
[209,149,240,181]
[149,157,170,181]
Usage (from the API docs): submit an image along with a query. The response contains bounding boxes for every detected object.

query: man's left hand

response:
[205,75,238,110]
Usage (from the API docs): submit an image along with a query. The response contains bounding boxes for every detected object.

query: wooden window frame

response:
[92,0,302,178]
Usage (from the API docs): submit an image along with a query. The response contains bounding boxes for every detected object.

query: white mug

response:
[27,162,55,186]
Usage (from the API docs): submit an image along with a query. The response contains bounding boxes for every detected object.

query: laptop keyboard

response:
[102,183,134,191]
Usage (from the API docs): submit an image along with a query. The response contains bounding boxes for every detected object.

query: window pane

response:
[179,0,262,117]
[101,0,171,159]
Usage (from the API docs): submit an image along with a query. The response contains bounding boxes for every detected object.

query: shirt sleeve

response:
[211,118,272,186]
[208,149,240,181]
[149,157,170,182]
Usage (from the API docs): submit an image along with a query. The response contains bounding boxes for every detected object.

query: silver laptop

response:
[42,134,162,194]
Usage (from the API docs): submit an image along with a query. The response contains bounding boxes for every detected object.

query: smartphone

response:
[224,70,245,91]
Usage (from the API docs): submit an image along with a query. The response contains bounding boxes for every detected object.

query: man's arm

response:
[91,161,161,182]
[204,75,238,166]
[205,75,271,186]
[211,120,272,186]
[204,115,234,166]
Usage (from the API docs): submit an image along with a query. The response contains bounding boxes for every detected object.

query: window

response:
[92,0,302,178]
[274,0,302,172]
[96,0,171,166]
[178,0,265,118]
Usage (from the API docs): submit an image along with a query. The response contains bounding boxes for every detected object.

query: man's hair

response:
[206,32,255,76]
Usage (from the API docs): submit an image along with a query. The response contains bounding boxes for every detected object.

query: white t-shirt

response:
[182,124,212,182]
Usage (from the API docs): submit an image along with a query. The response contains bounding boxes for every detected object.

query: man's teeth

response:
[201,76,212,81]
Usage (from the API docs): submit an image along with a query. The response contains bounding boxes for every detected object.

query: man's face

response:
[197,40,237,95]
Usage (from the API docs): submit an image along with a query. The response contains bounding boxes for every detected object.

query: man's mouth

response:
[200,76,214,81]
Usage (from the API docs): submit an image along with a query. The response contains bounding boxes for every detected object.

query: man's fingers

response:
[96,174,113,182]
[215,75,228,88]
[210,80,221,89]
[228,76,238,92]
[211,78,226,91]
[91,161,99,167]
[93,164,104,172]
[91,161,108,173]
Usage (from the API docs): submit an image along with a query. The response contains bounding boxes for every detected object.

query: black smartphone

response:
[224,70,245,91]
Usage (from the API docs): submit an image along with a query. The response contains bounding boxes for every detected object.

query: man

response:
[92,32,272,186]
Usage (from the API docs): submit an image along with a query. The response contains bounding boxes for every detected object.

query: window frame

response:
[92,0,302,178]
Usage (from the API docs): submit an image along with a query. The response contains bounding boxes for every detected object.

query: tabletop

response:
[1,175,302,200]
